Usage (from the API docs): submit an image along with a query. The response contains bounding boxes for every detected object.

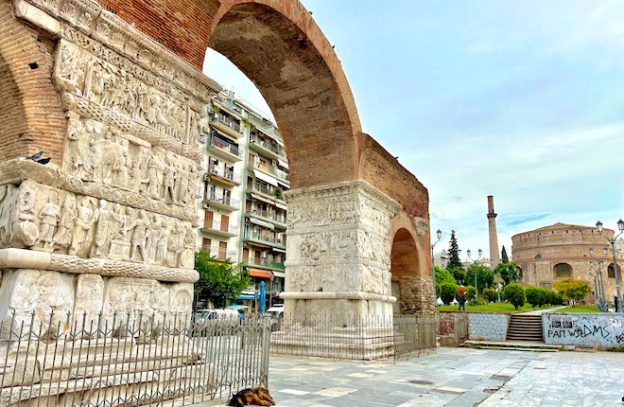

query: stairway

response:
[506,315,544,342]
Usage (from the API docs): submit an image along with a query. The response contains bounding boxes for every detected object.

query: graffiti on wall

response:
[545,314,624,346]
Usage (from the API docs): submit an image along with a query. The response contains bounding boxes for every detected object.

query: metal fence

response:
[270,315,437,361]
[0,312,270,407]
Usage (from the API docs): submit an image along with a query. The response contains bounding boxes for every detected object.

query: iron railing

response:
[269,315,436,361]
[0,311,270,406]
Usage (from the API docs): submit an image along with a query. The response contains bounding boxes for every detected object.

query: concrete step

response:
[464,340,558,352]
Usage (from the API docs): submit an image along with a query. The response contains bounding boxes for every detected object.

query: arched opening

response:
[208,1,362,189]
[608,263,622,279]
[0,53,25,161]
[554,263,572,279]
[390,228,420,314]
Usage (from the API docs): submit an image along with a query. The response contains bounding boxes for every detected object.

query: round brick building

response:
[512,223,623,303]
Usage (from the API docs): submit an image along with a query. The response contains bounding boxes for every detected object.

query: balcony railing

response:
[205,193,239,208]
[203,220,238,235]
[250,181,283,199]
[208,165,240,183]
[245,232,286,247]
[246,258,285,269]
[251,161,289,182]
[209,134,241,157]
[248,209,287,224]
[249,134,285,157]
[215,113,241,133]
[201,245,238,261]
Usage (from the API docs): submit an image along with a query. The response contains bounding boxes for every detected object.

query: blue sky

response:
[203,0,624,261]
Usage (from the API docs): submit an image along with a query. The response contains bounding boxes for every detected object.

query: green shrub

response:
[440,282,458,305]
[503,283,525,310]
[482,288,497,303]
[525,286,541,307]
[466,285,477,301]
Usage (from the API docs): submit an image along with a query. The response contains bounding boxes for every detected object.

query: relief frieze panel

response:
[1,180,195,269]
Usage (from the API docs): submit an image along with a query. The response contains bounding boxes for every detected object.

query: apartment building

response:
[196,90,288,311]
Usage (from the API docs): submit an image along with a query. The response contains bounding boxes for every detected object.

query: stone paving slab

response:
[193,348,624,407]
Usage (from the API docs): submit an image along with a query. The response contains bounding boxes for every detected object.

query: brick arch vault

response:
[0,0,432,353]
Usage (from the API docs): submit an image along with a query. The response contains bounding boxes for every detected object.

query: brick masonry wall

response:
[543,313,624,347]
[468,313,510,341]
[399,275,435,316]
[0,1,66,163]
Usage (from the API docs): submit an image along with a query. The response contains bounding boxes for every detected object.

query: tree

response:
[525,285,542,307]
[194,251,251,308]
[482,288,497,303]
[439,282,458,305]
[449,267,466,285]
[465,264,495,293]
[466,285,477,302]
[503,283,525,310]
[447,230,463,270]
[494,262,521,286]
[434,266,456,287]
[501,246,509,263]
[553,278,591,304]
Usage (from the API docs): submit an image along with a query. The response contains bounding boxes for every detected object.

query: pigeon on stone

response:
[26,151,44,161]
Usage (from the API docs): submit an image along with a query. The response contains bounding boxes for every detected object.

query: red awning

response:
[248,269,273,279]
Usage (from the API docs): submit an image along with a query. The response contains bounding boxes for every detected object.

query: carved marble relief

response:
[0,180,193,268]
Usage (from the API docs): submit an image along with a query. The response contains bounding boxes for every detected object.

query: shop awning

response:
[254,170,278,187]
[278,159,289,169]
[277,181,289,190]
[209,124,237,143]
[274,202,287,210]
[232,295,256,302]
[272,248,286,254]
[248,217,274,230]
[248,269,273,279]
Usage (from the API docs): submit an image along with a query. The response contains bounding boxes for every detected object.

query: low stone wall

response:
[543,313,624,347]
[468,313,510,341]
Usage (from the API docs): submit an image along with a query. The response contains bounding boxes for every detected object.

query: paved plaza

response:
[203,347,624,407]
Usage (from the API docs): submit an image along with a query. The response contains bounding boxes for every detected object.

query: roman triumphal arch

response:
[0,0,432,336]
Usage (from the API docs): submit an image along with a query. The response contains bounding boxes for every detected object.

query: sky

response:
[202,0,624,262]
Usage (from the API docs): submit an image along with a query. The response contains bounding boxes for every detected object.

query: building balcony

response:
[203,193,240,212]
[207,133,242,162]
[249,134,286,161]
[245,258,285,272]
[250,161,290,184]
[200,220,239,238]
[205,166,241,186]
[210,114,241,139]
[246,209,287,229]
[244,233,286,249]
[201,245,238,262]
[248,181,285,203]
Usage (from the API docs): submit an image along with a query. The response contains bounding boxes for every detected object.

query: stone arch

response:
[553,262,572,279]
[608,263,621,279]
[0,1,66,163]
[208,0,362,189]
[389,225,432,315]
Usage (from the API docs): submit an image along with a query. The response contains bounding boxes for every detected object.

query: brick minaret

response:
[487,195,501,265]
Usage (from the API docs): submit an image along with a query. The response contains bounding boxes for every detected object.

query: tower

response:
[487,195,501,265]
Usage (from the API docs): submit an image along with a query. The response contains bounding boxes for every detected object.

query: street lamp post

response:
[596,219,624,313]
[467,249,484,300]
[431,229,443,304]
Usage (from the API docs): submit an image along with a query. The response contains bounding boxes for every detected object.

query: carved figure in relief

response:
[176,163,189,204]
[301,235,321,262]
[181,228,195,268]
[163,156,177,201]
[38,195,61,250]
[13,185,39,247]
[155,221,170,264]
[57,44,85,93]
[51,195,76,252]
[66,118,94,180]
[127,210,148,262]
[70,198,97,256]
[91,199,123,258]
[167,221,185,267]
[147,216,161,263]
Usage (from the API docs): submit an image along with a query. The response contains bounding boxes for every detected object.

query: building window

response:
[553,263,572,279]
[202,238,211,253]
[608,263,621,279]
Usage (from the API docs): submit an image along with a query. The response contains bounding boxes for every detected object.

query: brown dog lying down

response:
[227,387,276,406]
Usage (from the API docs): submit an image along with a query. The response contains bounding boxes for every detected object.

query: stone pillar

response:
[282,180,400,320]
[0,0,221,329]
[487,195,500,265]
[398,275,435,316]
